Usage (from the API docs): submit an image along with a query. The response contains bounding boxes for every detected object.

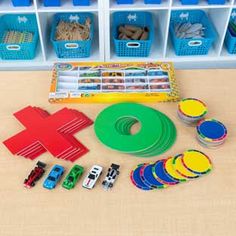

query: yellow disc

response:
[182,150,212,174]
[164,157,187,182]
[172,154,199,179]
[179,98,207,117]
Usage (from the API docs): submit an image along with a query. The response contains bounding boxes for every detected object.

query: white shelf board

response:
[37,0,98,12]
[0,46,44,68]
[0,1,35,13]
[109,0,170,11]
[172,0,232,9]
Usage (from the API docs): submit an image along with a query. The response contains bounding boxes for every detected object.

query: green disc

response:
[135,110,177,157]
[94,103,177,157]
[94,103,163,153]
[115,117,137,135]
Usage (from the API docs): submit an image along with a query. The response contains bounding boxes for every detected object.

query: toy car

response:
[43,165,64,190]
[62,165,84,190]
[24,161,46,189]
[102,164,120,190]
[82,165,103,189]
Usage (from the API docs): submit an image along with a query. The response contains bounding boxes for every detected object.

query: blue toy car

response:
[43,165,64,190]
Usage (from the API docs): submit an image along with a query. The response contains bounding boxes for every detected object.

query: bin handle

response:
[6,45,21,51]
[65,43,79,49]
[188,40,202,47]
[126,42,141,48]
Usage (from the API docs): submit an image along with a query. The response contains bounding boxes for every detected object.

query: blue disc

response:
[152,160,179,185]
[140,164,166,189]
[130,164,153,191]
[197,119,227,140]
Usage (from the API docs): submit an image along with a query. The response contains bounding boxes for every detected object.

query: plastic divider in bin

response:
[50,13,94,59]
[207,0,226,4]
[144,0,162,3]
[116,0,162,4]
[169,10,217,56]
[225,10,236,54]
[73,0,91,6]
[44,0,61,7]
[0,14,39,60]
[116,0,134,4]
[112,11,154,57]
[12,0,32,7]
[180,0,199,5]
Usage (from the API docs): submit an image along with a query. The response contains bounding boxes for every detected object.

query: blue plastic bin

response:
[44,0,61,7]
[12,0,31,6]
[0,14,39,60]
[116,0,134,4]
[180,0,199,5]
[207,0,225,4]
[225,10,236,54]
[144,0,161,3]
[113,11,154,57]
[170,10,217,56]
[50,13,94,58]
[73,0,90,6]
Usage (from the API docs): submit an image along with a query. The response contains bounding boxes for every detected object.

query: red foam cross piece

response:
[3,106,93,162]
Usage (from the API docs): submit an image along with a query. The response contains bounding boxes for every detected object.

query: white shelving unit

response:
[105,0,236,68]
[0,0,236,69]
[0,0,105,69]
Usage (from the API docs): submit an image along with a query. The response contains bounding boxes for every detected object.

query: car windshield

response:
[54,167,60,172]
[68,176,74,182]
[48,176,56,181]
[88,174,95,180]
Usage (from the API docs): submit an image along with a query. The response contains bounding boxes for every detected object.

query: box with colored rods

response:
[48,61,180,103]
[225,10,236,54]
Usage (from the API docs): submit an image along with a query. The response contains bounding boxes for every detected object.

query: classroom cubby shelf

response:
[0,0,236,69]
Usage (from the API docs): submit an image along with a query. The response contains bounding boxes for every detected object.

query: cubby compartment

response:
[38,11,101,62]
[169,10,217,56]
[108,9,169,60]
[112,11,154,57]
[224,9,236,54]
[0,0,235,68]
[0,13,39,60]
[166,8,230,58]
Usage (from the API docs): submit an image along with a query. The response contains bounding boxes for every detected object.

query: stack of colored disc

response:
[197,119,227,148]
[178,98,208,125]
[94,103,177,157]
[130,149,212,191]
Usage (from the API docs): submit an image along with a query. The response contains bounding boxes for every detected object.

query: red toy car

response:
[24,161,46,189]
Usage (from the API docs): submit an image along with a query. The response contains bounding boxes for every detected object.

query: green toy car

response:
[62,165,84,190]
